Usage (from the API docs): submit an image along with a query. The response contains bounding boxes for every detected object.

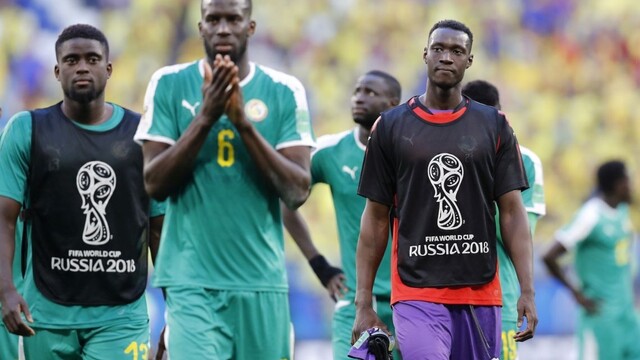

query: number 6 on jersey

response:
[217,129,235,167]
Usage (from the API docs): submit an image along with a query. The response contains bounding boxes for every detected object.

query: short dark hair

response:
[55,24,109,59]
[201,0,252,16]
[428,19,473,51]
[462,80,500,108]
[597,160,627,194]
[366,70,402,101]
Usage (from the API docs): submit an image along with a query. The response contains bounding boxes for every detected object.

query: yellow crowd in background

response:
[2,0,640,262]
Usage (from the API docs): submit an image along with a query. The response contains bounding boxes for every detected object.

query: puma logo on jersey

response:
[402,135,415,146]
[181,100,200,116]
[342,165,358,180]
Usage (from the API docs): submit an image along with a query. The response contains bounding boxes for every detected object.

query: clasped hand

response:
[201,54,245,128]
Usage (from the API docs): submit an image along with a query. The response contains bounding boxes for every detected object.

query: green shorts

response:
[22,320,149,360]
[0,325,20,360]
[578,311,640,360]
[500,320,518,360]
[332,295,401,360]
[165,287,292,360]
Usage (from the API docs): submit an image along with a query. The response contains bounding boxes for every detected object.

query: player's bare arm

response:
[352,199,391,343]
[0,196,34,336]
[281,204,321,261]
[497,190,537,342]
[282,203,347,300]
[142,55,238,200]
[225,84,311,209]
[148,215,164,266]
[543,242,598,314]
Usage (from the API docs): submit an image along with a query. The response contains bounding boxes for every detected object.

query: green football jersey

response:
[0,108,165,328]
[135,60,315,291]
[496,146,545,323]
[311,128,392,297]
[556,197,635,317]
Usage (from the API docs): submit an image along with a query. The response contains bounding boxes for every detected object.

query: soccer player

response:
[0,103,20,360]
[282,70,402,360]
[543,160,640,360]
[351,19,538,359]
[0,24,164,360]
[133,0,315,358]
[0,107,18,360]
[0,221,21,360]
[462,80,546,360]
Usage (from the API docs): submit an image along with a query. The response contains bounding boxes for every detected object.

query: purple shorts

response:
[392,301,500,360]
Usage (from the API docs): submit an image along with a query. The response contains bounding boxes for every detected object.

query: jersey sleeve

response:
[149,199,166,218]
[520,147,546,216]
[311,133,346,185]
[0,111,32,205]
[274,76,316,150]
[310,148,327,185]
[555,200,599,250]
[357,118,395,205]
[494,113,528,198]
[134,69,179,145]
[528,212,540,237]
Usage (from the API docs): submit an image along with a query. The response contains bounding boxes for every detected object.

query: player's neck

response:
[421,85,463,110]
[357,125,371,145]
[61,98,112,125]
[601,194,622,208]
[236,57,251,81]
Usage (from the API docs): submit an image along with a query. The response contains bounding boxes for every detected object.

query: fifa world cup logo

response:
[428,153,464,230]
[76,161,116,245]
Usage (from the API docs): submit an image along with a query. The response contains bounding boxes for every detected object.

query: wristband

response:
[309,255,343,287]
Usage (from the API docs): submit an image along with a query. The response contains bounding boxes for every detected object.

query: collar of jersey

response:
[592,196,625,218]
[58,102,123,132]
[198,59,255,87]
[408,96,467,124]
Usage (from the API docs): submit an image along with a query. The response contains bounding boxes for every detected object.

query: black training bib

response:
[28,103,149,306]
[359,98,528,287]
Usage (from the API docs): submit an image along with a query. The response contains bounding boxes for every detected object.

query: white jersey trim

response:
[520,146,544,186]
[134,134,176,146]
[18,336,25,360]
[198,59,256,87]
[134,61,195,145]
[555,197,610,250]
[520,146,546,215]
[240,62,256,87]
[311,129,352,158]
[256,63,314,145]
[525,203,546,216]
[276,139,316,150]
[257,64,309,111]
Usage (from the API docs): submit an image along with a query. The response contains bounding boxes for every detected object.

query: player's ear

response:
[106,62,112,79]
[423,47,428,64]
[54,64,60,81]
[466,54,473,69]
[247,20,256,37]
